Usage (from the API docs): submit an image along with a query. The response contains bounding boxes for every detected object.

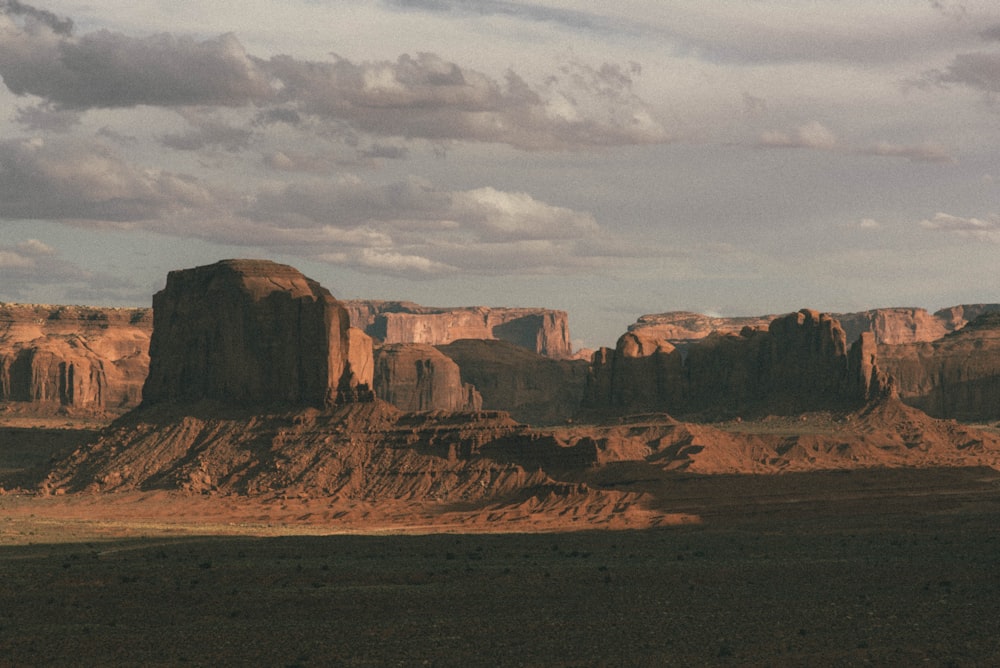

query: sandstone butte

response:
[140,259,373,409]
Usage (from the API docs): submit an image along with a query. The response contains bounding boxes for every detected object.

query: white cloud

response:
[757,121,837,150]
[920,212,1000,241]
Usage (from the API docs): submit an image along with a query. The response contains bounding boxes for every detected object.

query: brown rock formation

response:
[141,259,372,409]
[345,300,573,358]
[583,310,891,419]
[629,304,1000,348]
[879,312,1000,421]
[373,343,482,412]
[836,308,950,345]
[0,304,151,415]
[437,339,590,425]
[626,311,774,349]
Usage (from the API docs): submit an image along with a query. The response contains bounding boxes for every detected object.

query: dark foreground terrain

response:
[2,467,1000,667]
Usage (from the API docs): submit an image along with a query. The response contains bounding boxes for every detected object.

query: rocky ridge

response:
[583,309,892,420]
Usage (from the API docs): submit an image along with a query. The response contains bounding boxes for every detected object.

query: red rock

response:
[0,304,151,415]
[345,300,574,358]
[373,343,482,412]
[141,259,372,408]
[879,312,1000,420]
[583,309,891,419]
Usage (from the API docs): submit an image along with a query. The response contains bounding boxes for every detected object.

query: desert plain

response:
[3,418,1000,667]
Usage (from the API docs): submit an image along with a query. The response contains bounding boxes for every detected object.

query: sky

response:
[1,0,999,349]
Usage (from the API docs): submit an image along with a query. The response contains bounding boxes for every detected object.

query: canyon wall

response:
[437,339,590,425]
[142,259,372,409]
[878,313,1000,421]
[0,304,151,415]
[583,310,892,420]
[630,304,1000,348]
[373,343,482,413]
[345,300,573,359]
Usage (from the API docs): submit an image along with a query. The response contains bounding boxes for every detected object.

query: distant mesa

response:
[0,303,151,416]
[141,259,373,409]
[583,309,893,420]
[345,300,574,359]
[373,343,482,413]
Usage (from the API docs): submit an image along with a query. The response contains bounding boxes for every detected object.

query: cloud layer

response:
[1,1,999,345]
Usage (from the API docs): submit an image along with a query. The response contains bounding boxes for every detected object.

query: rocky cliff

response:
[373,343,482,412]
[436,339,590,425]
[345,300,573,359]
[142,259,372,409]
[631,304,1000,347]
[0,304,151,415]
[879,313,1000,421]
[583,310,891,419]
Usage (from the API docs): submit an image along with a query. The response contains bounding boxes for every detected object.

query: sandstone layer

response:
[0,303,151,415]
[346,300,573,359]
[373,343,482,413]
[437,339,590,426]
[630,304,1000,347]
[583,309,891,420]
[142,259,372,409]
[879,312,1000,421]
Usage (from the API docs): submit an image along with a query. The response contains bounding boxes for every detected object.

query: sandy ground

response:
[3,421,1000,665]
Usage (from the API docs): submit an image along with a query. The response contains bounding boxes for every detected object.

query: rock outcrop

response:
[346,301,573,359]
[373,343,482,412]
[879,313,1000,421]
[0,304,151,415]
[437,339,590,425]
[630,304,1000,348]
[626,312,775,350]
[142,259,372,409]
[583,309,892,419]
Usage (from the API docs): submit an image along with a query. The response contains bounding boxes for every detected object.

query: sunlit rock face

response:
[142,259,372,409]
[879,313,1000,421]
[0,304,151,415]
[345,301,574,359]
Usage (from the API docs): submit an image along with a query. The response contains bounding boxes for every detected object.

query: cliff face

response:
[631,304,1000,347]
[0,304,151,415]
[879,313,1000,421]
[142,259,372,409]
[437,339,590,425]
[373,343,482,412]
[584,310,891,419]
[345,300,573,359]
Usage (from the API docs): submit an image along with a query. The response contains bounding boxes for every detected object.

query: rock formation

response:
[630,304,1000,348]
[437,339,590,425]
[373,343,482,412]
[879,313,1000,421]
[0,304,151,415]
[583,309,891,419]
[345,300,574,359]
[626,312,775,349]
[141,259,372,409]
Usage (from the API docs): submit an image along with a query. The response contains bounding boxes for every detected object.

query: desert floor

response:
[2,425,1000,666]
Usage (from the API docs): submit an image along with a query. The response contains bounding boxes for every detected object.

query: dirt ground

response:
[2,424,1000,666]
[0,425,1000,666]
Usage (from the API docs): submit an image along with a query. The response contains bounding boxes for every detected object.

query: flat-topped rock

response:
[141,259,372,408]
